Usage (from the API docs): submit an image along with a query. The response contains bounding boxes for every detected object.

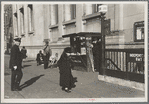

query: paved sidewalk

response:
[4,55,145,99]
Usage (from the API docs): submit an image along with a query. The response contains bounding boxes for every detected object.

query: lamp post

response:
[98,5,107,75]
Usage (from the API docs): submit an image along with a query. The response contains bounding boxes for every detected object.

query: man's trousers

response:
[11,69,23,90]
[44,54,50,69]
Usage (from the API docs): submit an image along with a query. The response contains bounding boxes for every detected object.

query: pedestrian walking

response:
[9,36,23,91]
[43,41,52,69]
[93,38,102,73]
[57,47,76,93]
[21,46,27,67]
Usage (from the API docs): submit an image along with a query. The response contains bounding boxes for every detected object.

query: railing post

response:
[126,52,129,80]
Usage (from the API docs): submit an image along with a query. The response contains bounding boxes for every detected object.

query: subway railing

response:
[105,49,144,83]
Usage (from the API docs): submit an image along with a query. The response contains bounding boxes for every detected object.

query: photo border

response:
[1,0,148,103]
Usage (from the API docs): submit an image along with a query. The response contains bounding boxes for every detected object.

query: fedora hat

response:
[14,36,21,42]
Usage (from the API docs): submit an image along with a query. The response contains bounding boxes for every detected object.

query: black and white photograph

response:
[1,1,148,103]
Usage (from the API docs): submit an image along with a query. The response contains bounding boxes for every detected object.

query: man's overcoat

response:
[9,44,22,70]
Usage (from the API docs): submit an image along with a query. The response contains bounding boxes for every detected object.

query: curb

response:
[98,75,145,91]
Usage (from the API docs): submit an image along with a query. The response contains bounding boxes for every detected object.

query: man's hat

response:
[14,36,21,42]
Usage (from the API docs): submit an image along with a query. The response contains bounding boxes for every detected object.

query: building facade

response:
[4,4,13,54]
[12,3,145,58]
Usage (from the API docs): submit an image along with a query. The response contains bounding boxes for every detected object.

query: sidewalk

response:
[4,55,145,99]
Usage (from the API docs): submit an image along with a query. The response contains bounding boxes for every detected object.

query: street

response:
[4,54,145,99]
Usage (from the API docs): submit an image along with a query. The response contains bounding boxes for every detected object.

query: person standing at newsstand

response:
[9,36,23,91]
[93,38,102,72]
[57,47,77,93]
[43,41,52,69]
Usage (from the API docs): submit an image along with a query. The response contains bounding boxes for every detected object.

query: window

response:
[55,4,58,24]
[19,6,25,35]
[14,12,18,36]
[50,4,58,25]
[64,4,76,22]
[71,4,76,19]
[28,4,34,32]
[134,21,144,42]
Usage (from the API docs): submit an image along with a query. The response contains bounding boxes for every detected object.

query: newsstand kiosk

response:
[62,32,101,72]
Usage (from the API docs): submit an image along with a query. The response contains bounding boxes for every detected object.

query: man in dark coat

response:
[9,36,23,91]
[57,47,76,93]
[43,41,52,69]
[93,38,102,73]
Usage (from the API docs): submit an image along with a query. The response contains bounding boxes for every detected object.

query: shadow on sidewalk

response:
[20,74,44,90]
[23,65,32,68]
[23,60,35,62]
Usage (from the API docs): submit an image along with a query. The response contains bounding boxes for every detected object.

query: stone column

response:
[85,4,92,15]
[119,4,123,31]
[44,5,50,39]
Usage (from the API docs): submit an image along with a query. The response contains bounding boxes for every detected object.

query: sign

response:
[98,5,107,13]
[136,27,142,40]
[128,53,144,62]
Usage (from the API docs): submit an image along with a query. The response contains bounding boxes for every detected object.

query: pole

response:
[101,12,106,75]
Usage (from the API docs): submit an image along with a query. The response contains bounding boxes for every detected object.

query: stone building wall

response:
[12,3,145,58]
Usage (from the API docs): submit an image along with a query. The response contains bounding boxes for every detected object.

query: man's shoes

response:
[15,88,22,91]
[11,88,16,91]
[11,88,22,91]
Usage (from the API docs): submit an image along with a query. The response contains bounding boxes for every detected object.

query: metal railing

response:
[105,49,144,83]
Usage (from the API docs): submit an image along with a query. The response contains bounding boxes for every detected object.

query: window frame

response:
[14,12,18,36]
[28,4,34,33]
[71,4,76,20]
[134,21,144,42]
[19,6,25,35]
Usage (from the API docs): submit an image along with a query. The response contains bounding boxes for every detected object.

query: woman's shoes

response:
[62,87,71,93]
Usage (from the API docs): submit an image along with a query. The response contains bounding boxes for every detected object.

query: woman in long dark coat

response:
[57,47,76,93]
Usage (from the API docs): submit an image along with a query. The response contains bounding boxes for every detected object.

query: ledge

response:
[105,42,144,46]
[62,19,76,26]
[49,24,58,29]
[82,12,102,20]
[28,31,34,34]
[21,33,25,37]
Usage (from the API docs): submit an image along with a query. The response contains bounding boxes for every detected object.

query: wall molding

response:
[20,43,70,49]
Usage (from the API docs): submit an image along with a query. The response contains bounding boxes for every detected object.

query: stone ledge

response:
[98,75,145,91]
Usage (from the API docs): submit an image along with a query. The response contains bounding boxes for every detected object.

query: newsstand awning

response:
[62,32,101,38]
